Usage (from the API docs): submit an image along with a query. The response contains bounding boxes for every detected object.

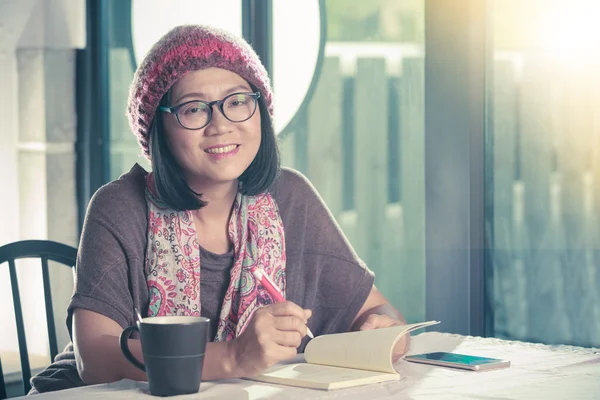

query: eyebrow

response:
[172,84,252,105]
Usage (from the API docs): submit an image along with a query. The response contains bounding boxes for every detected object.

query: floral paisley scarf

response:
[144,173,286,342]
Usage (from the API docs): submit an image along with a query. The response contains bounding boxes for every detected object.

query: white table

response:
[15,332,600,399]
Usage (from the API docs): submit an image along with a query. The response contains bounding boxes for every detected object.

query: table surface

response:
[13,331,600,399]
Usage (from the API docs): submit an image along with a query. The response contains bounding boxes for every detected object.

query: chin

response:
[206,166,249,185]
[213,173,244,185]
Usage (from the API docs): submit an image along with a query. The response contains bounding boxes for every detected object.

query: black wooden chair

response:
[0,240,77,399]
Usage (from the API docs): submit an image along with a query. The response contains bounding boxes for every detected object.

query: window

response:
[278,0,426,322]
[489,0,600,347]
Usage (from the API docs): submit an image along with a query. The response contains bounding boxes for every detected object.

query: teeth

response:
[206,145,237,154]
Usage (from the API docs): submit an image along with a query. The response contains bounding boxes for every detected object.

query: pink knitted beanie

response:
[126,25,273,159]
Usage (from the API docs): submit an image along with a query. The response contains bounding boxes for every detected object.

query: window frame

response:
[424,0,490,336]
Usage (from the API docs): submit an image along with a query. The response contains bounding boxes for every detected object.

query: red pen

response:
[252,268,315,338]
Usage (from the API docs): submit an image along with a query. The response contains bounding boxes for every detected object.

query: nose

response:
[203,104,232,136]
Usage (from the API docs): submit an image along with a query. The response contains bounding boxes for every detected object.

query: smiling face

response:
[162,67,262,191]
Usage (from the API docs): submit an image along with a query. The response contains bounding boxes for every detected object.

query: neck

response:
[187,179,238,222]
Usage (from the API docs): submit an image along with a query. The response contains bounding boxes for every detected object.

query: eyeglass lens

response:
[177,93,257,129]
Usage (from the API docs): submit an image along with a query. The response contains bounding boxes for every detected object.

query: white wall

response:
[0,0,85,356]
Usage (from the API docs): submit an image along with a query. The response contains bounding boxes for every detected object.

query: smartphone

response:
[404,352,510,371]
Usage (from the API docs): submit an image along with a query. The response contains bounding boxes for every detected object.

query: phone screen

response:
[408,352,504,366]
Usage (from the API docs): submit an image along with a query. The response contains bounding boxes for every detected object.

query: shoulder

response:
[88,163,148,212]
[270,167,356,258]
[79,163,148,264]
[270,167,321,205]
[83,163,148,234]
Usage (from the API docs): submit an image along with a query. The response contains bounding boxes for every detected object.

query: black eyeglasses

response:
[159,91,261,130]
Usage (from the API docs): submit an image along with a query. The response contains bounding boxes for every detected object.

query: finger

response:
[274,329,303,347]
[359,322,376,331]
[269,301,311,321]
[273,315,308,336]
[380,316,400,328]
[360,314,396,330]
[392,336,410,361]
[359,314,380,330]
[369,313,397,327]
[304,309,312,320]
[254,342,298,374]
[271,343,298,361]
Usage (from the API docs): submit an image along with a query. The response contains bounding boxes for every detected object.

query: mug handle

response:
[119,325,146,372]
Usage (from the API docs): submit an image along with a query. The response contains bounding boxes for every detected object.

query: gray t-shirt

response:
[198,247,233,338]
[30,164,374,394]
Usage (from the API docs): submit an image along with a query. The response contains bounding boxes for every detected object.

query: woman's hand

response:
[228,301,312,377]
[352,287,410,362]
[357,313,410,362]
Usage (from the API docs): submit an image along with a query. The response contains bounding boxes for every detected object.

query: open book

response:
[249,320,440,390]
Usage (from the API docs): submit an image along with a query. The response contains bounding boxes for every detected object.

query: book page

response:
[250,363,400,390]
[304,321,439,373]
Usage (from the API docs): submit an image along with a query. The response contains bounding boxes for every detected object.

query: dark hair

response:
[149,86,280,211]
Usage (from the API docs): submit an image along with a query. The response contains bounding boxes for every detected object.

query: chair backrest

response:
[0,240,77,399]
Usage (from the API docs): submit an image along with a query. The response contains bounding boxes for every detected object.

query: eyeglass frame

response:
[158,91,261,130]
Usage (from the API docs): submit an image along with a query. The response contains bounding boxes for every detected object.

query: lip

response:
[204,144,240,159]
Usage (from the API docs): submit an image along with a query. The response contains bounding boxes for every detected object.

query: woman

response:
[30,25,408,393]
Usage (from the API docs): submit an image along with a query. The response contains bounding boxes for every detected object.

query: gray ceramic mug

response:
[119,316,210,397]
